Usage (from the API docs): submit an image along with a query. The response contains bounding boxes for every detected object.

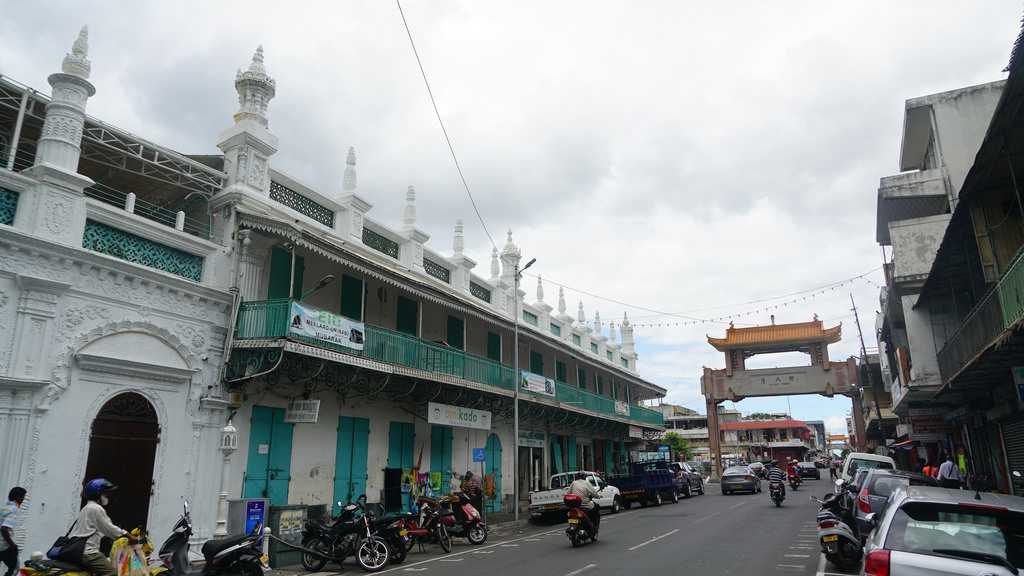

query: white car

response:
[840,451,895,483]
[528,471,621,520]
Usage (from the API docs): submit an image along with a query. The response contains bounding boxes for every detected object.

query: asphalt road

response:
[295,477,862,576]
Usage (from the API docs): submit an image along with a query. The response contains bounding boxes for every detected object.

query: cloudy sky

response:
[3,1,1020,433]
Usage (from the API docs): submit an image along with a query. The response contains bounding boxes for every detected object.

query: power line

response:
[396,0,498,252]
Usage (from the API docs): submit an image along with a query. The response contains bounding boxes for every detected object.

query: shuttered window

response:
[340,274,363,320]
[486,332,501,362]
[268,246,304,299]
[396,296,418,336]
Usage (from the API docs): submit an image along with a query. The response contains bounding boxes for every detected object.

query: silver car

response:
[721,466,761,495]
[861,485,1024,575]
[852,469,937,538]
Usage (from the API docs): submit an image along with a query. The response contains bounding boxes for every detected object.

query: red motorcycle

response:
[563,494,596,548]
[403,497,452,553]
[439,492,487,545]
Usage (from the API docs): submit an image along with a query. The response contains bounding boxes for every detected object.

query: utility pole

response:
[850,294,884,445]
[513,257,535,523]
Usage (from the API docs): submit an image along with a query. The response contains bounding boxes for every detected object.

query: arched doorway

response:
[484,433,502,513]
[82,392,159,531]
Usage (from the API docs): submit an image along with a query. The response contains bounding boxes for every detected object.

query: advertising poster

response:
[288,301,364,350]
[521,371,555,397]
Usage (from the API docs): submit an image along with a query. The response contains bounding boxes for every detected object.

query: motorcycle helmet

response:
[84,478,117,501]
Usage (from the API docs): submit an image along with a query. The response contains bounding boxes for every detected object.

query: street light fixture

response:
[513,257,535,523]
[299,274,337,301]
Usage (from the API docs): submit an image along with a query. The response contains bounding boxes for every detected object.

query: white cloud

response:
[825,415,849,435]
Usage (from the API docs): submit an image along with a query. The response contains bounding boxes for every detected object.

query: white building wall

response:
[900,294,943,390]
[931,82,1005,200]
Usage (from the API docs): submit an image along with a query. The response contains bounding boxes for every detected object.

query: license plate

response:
[822,535,838,542]
[568,518,579,524]
[399,529,408,536]
[544,503,560,509]
[259,554,269,568]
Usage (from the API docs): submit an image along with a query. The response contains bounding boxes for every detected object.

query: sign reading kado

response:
[428,402,492,430]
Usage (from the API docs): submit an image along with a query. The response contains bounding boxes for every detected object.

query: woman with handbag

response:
[69,479,129,576]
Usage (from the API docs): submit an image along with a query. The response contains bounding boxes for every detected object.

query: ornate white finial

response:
[490,248,500,279]
[578,301,586,324]
[594,311,603,334]
[622,311,630,327]
[343,146,357,191]
[234,45,276,128]
[558,287,567,315]
[536,275,545,302]
[502,228,521,257]
[402,185,417,231]
[453,220,465,256]
[609,322,617,344]
[62,25,91,78]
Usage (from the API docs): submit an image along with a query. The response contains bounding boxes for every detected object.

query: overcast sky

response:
[3,1,1020,433]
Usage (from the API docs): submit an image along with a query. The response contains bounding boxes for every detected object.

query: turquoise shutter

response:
[340,274,364,320]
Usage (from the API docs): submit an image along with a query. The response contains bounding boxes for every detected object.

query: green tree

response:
[663,432,692,460]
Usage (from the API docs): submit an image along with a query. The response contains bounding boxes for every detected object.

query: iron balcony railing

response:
[937,249,1024,384]
[235,298,664,426]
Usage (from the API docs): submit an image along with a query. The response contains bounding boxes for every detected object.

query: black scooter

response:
[158,500,266,576]
[769,481,785,507]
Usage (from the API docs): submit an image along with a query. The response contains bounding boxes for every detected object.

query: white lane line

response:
[777,565,806,570]
[564,564,598,576]
[524,538,543,542]
[729,501,747,510]
[784,554,811,558]
[472,550,495,554]
[439,558,463,562]
[374,526,567,574]
[499,544,519,547]
[695,512,721,522]
[627,528,679,551]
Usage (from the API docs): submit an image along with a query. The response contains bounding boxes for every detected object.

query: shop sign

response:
[614,400,630,416]
[472,448,486,462]
[909,413,950,442]
[284,399,321,423]
[518,430,545,448]
[428,401,492,430]
[628,425,643,439]
[244,500,266,534]
[288,301,365,350]
[521,371,556,397]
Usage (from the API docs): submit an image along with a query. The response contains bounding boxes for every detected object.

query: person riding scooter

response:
[567,473,600,538]
[766,461,786,499]
[786,459,802,489]
[71,479,132,576]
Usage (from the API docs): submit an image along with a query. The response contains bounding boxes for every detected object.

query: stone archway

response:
[82,392,160,531]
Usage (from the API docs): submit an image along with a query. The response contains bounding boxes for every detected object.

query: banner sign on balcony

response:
[519,430,545,448]
[284,399,321,423]
[614,400,630,416]
[288,301,364,351]
[428,401,492,430]
[520,371,555,397]
[628,425,643,439]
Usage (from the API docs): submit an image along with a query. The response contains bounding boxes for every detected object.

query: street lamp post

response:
[214,420,238,537]
[512,257,535,524]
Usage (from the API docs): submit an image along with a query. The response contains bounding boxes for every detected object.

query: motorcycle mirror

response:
[864,512,877,528]
[1013,470,1022,478]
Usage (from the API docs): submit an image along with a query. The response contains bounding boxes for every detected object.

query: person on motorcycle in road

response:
[567,473,601,538]
[70,479,131,576]
[786,458,801,483]
[766,461,786,499]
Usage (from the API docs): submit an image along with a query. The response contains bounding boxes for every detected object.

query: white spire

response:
[622,311,630,327]
[501,228,520,258]
[558,287,567,315]
[234,45,276,128]
[342,146,357,191]
[578,301,585,324]
[453,220,464,256]
[594,310,603,335]
[402,185,417,232]
[536,275,545,302]
[62,25,91,79]
[608,321,617,345]
[490,247,500,280]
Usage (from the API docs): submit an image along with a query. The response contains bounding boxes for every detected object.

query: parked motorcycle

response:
[404,497,452,554]
[769,481,785,507]
[563,494,596,547]
[439,492,487,545]
[298,495,392,573]
[158,500,267,576]
[813,491,862,570]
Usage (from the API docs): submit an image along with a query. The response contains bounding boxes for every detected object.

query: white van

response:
[840,452,895,482]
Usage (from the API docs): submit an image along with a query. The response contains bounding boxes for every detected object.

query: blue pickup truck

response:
[609,461,679,508]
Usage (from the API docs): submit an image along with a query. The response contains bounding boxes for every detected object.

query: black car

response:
[721,466,761,495]
[669,461,705,497]
[797,461,820,480]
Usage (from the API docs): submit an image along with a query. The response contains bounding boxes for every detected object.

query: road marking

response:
[729,501,747,510]
[564,564,598,576]
[627,528,679,551]
[777,564,806,569]
[785,554,811,558]
[439,558,463,562]
[695,512,721,522]
[472,550,494,554]
[524,538,543,542]
[373,526,567,574]
[499,544,519,547]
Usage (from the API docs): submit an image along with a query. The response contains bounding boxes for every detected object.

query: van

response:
[840,452,895,483]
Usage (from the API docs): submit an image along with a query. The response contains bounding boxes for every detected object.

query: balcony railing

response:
[937,249,1024,384]
[235,299,663,426]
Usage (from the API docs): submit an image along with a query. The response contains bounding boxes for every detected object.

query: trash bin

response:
[267,505,306,568]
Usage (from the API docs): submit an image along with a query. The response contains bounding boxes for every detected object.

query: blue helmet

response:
[84,478,117,500]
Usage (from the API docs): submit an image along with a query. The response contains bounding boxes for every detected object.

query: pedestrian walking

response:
[828,459,838,480]
[0,487,26,576]
[937,454,963,489]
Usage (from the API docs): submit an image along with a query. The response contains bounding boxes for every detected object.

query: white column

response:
[214,420,238,538]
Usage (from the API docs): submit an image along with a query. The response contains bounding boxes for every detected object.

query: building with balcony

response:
[913,35,1024,494]
[718,419,814,463]
[0,31,666,553]
[655,404,741,461]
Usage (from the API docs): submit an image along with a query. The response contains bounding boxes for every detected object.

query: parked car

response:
[528,471,620,521]
[612,460,679,507]
[861,485,1024,575]
[721,465,761,495]
[797,461,820,480]
[668,461,705,497]
[748,461,766,478]
[852,469,937,538]
[840,451,894,483]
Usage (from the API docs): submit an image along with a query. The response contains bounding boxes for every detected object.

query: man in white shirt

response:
[0,487,26,576]
[71,479,128,576]
[937,454,963,489]
[567,473,601,537]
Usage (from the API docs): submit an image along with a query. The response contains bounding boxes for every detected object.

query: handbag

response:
[47,520,89,563]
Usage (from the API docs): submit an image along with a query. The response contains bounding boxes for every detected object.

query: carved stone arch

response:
[44,320,199,409]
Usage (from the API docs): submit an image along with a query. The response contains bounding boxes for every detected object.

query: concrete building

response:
[719,419,815,464]
[0,32,666,555]
[804,420,827,451]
